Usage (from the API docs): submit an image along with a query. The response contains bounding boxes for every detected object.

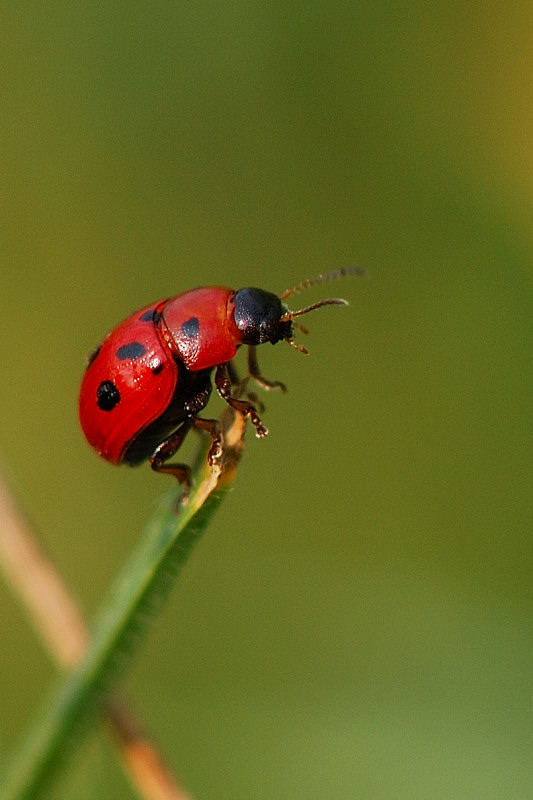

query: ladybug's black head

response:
[234,267,364,353]
[233,287,292,345]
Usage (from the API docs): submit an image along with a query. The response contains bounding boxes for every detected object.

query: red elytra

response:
[79,269,360,491]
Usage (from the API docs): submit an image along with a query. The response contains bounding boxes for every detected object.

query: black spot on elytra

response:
[181,316,200,339]
[140,308,162,324]
[116,341,146,360]
[97,380,121,411]
[86,344,102,368]
[151,361,164,375]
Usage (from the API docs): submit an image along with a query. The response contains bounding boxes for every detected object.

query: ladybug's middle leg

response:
[215,364,268,438]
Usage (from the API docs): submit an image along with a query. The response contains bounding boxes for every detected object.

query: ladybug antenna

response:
[279,265,365,301]
[279,265,364,354]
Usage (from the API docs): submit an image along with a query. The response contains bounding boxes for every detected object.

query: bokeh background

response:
[1,4,532,799]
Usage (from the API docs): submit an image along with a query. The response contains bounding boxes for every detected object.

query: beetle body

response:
[79,272,355,490]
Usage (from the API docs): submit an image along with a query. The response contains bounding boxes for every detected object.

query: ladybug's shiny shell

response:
[79,275,351,489]
[79,300,177,464]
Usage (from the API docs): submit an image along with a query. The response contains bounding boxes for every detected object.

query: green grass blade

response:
[0,413,245,800]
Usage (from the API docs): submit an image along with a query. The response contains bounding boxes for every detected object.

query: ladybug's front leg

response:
[215,364,268,438]
[247,345,287,393]
[226,358,265,412]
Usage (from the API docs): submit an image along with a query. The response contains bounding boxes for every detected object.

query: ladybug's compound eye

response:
[96,380,121,411]
[233,288,293,345]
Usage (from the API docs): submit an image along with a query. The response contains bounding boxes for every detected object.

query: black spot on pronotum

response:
[116,341,146,360]
[86,344,102,368]
[97,380,121,411]
[181,316,200,339]
[152,361,164,375]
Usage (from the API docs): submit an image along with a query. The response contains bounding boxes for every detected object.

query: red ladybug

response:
[79,268,359,489]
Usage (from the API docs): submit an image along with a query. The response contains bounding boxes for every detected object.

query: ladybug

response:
[79,267,359,491]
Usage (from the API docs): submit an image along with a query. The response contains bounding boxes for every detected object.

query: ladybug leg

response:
[227,357,265,411]
[150,421,193,487]
[151,416,223,499]
[247,346,287,392]
[192,416,223,466]
[226,359,241,388]
[215,364,268,438]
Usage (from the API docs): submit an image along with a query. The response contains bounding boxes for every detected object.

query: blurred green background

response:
[1,3,532,799]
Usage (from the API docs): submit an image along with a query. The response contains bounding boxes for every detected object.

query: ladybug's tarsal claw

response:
[254,422,268,438]
[244,404,268,438]
[252,376,287,393]
[207,439,224,467]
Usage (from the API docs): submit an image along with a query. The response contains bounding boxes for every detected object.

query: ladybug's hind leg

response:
[215,364,268,438]
[150,420,194,488]
[151,417,223,488]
